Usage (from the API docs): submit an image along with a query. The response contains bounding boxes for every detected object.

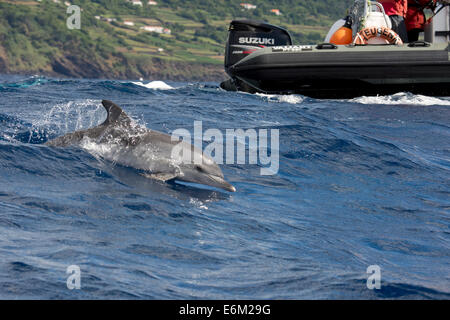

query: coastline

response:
[0,56,227,82]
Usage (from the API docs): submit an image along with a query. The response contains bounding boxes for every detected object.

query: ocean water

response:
[0,74,449,299]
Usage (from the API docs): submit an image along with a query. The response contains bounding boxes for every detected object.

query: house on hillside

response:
[148,1,158,5]
[140,26,164,33]
[270,9,282,16]
[140,26,171,34]
[124,21,135,26]
[128,0,143,6]
[98,16,116,22]
[240,3,257,10]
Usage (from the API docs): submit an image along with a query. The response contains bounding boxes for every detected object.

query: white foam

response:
[132,80,174,90]
[189,198,208,210]
[256,93,305,104]
[351,92,450,106]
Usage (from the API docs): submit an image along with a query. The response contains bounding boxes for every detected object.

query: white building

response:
[100,17,116,22]
[123,21,135,26]
[128,0,143,6]
[141,26,164,33]
[140,26,171,34]
[240,3,257,10]
[148,1,158,5]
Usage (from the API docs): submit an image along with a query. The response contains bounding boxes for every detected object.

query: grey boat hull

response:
[222,42,450,98]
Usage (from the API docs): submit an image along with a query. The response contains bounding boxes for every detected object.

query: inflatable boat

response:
[220,2,450,98]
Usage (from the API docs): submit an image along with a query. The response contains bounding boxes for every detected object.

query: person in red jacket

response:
[406,0,437,42]
[379,0,409,42]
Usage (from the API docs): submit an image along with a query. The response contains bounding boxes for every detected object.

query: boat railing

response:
[424,3,450,43]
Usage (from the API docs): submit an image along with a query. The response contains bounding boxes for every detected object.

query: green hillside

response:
[0,0,353,80]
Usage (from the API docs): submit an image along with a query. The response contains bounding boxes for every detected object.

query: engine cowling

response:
[224,20,292,76]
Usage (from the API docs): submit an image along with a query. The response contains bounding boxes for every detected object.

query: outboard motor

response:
[224,20,292,76]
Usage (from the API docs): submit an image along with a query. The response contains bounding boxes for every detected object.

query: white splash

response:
[256,93,305,104]
[132,80,174,90]
[189,198,208,210]
[41,100,104,130]
[351,92,450,106]
[29,99,104,144]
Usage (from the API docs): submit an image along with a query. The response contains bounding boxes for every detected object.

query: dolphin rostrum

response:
[46,100,236,192]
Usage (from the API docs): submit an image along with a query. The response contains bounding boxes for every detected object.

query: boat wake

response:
[350,92,450,106]
[256,93,305,105]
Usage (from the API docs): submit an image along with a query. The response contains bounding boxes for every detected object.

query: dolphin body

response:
[46,100,236,192]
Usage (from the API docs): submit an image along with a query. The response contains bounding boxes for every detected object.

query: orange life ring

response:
[353,27,403,45]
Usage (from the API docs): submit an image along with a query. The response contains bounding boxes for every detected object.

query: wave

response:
[350,92,450,106]
[0,75,50,90]
[1,76,450,299]
[131,80,175,90]
[254,91,450,107]
[0,76,177,97]
[255,93,305,105]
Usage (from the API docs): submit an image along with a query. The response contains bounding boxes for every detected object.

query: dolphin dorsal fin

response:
[101,100,131,127]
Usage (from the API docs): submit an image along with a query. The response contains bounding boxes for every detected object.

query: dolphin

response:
[45,100,236,192]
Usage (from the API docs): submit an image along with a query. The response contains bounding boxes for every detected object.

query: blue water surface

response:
[0,74,449,299]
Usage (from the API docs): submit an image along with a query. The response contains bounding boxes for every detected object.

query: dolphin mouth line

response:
[208,174,236,192]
